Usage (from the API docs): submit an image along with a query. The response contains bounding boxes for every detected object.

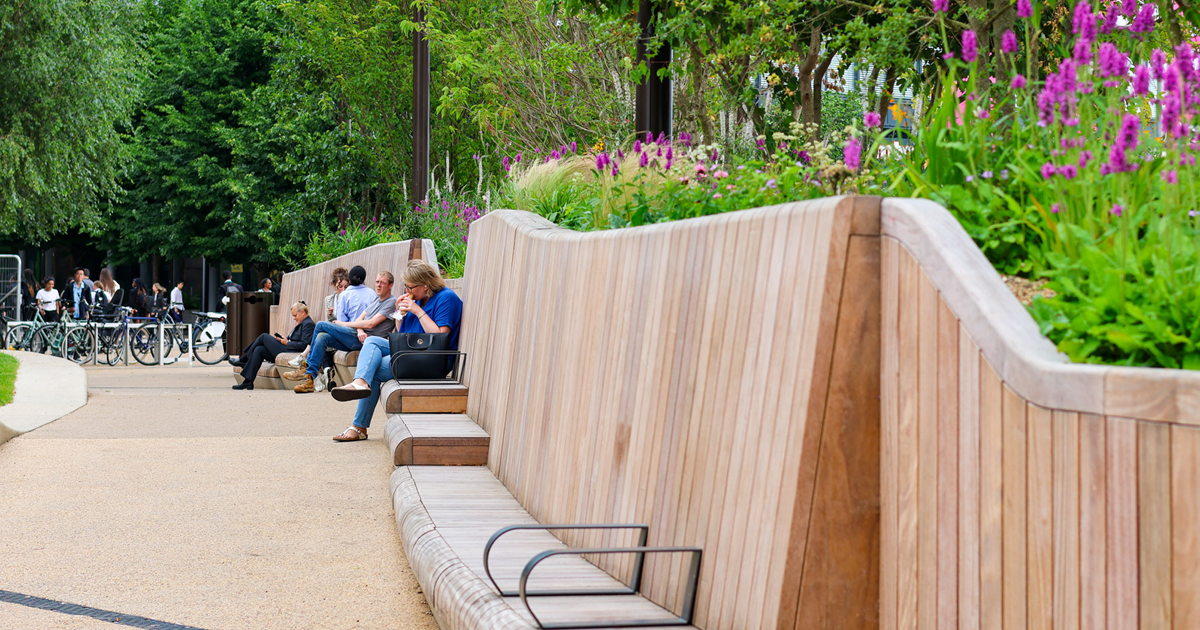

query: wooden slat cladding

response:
[880,237,1200,629]
[458,198,881,629]
[272,238,437,334]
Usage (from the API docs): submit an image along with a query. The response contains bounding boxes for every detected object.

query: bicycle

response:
[189,311,227,365]
[91,306,133,366]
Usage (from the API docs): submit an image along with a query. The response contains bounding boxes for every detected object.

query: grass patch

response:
[0,352,17,407]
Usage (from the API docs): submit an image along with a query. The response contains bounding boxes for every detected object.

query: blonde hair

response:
[403,259,445,293]
[290,302,309,315]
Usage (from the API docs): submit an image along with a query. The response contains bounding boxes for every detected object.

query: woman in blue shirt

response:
[329,260,462,442]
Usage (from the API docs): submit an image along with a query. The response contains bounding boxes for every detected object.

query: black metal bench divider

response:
[483,524,703,629]
[389,349,467,385]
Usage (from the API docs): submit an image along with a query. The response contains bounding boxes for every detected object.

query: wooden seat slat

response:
[385,413,489,466]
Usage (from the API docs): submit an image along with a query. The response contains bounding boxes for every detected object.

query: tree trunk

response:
[795,26,822,127]
[864,65,880,113]
[876,67,896,124]
[991,2,1016,115]
[1160,0,1183,47]
[812,48,838,132]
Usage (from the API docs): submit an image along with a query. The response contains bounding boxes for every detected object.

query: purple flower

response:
[1079,150,1094,168]
[656,131,667,144]
[1100,2,1119,33]
[1072,1,1097,42]
[999,169,1009,179]
[864,111,882,128]
[665,146,673,162]
[1059,164,1079,179]
[1098,42,1128,78]
[1190,210,1199,218]
[1041,162,1057,179]
[1133,64,1152,95]
[844,137,862,171]
[982,170,993,179]
[550,150,561,160]
[611,164,620,176]
[932,0,949,12]
[1012,74,1028,89]
[1163,169,1179,184]
[639,152,649,168]
[1130,3,1156,34]
[797,150,811,164]
[339,229,346,236]
[571,141,577,152]
[595,153,610,170]
[1121,0,1137,17]
[1110,204,1123,217]
[1152,49,1168,78]
[503,156,511,171]
[1073,39,1093,65]
[633,139,642,153]
[678,132,692,147]
[1176,43,1197,82]
[1051,203,1063,214]
[515,153,522,163]
[765,178,777,189]
[966,175,975,182]
[712,193,723,199]
[962,30,978,63]
[1001,29,1019,54]
[1018,0,1032,18]
[1117,113,1141,150]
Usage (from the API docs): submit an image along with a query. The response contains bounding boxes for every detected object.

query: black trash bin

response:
[226,291,274,356]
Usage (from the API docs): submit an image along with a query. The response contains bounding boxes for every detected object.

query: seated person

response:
[329,260,462,442]
[281,266,396,393]
[231,303,316,390]
[286,267,348,369]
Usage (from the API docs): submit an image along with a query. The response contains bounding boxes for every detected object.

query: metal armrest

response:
[483,524,648,597]
[519,547,703,629]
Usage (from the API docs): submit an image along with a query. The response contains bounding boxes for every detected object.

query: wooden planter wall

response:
[458,198,882,630]
[879,198,1200,630]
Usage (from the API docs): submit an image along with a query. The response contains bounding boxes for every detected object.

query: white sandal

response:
[332,426,367,442]
[331,381,372,402]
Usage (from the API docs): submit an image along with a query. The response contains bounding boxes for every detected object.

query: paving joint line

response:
[0,589,212,629]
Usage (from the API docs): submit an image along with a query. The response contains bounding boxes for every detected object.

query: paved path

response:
[0,365,436,630]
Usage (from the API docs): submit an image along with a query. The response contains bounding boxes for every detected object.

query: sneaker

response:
[288,355,305,369]
[281,367,308,381]
[293,374,314,393]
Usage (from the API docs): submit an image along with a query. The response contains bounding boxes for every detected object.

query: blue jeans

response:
[352,336,392,429]
[305,321,363,378]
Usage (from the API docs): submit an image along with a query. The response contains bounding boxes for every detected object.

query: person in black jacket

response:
[64,267,94,320]
[231,302,315,390]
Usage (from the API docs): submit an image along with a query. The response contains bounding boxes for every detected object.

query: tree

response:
[0,0,143,241]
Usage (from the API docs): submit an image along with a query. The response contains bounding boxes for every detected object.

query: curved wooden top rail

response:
[882,198,1200,424]
[273,238,438,334]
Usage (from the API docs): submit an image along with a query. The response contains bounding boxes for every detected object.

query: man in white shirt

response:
[169,281,185,320]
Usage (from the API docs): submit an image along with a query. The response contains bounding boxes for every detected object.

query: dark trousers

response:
[240,333,287,382]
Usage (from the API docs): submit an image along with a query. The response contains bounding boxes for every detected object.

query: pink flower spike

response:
[1110,204,1123,217]
[712,193,723,199]
[1130,3,1156,34]
[1051,203,1063,214]
[844,136,862,171]
[1017,0,1032,18]
[932,0,948,12]
[1001,29,1019,54]
[1133,64,1151,95]
[1012,74,1028,89]
[1040,162,1057,179]
[962,30,978,63]
[1163,169,1179,184]
[864,111,882,128]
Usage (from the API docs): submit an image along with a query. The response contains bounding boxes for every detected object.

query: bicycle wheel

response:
[131,323,160,366]
[191,321,227,365]
[31,326,54,355]
[4,323,30,351]
[101,326,125,366]
[62,327,97,364]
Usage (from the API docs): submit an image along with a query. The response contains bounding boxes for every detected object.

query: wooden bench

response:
[390,196,882,628]
[232,349,358,389]
[381,380,468,414]
[384,414,489,466]
[393,466,699,629]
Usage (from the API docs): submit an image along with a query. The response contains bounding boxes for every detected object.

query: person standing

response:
[217,270,242,311]
[21,269,37,320]
[36,277,60,322]
[65,267,93,320]
[169,281,185,321]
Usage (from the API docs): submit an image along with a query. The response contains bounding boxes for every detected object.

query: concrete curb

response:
[0,351,88,445]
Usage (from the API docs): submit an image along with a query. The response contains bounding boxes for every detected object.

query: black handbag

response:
[388,331,453,380]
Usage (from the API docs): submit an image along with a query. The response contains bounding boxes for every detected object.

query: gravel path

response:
[0,365,436,630]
